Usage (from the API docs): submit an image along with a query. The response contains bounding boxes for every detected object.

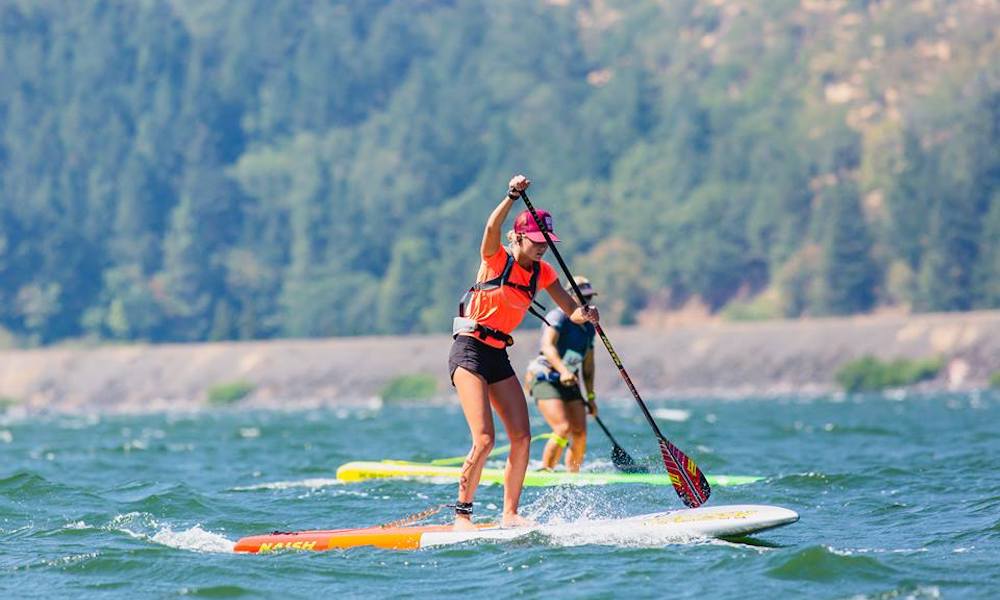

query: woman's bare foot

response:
[453,515,477,531]
[501,513,537,529]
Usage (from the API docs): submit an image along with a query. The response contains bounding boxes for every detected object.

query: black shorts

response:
[448,335,516,385]
[530,379,584,403]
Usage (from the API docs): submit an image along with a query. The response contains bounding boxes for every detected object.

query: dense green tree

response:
[377,237,436,334]
[886,131,938,270]
[0,0,998,346]
[84,266,162,341]
[819,182,879,315]
[916,190,981,312]
[973,193,1000,307]
[670,184,764,308]
[157,195,213,339]
[280,266,379,337]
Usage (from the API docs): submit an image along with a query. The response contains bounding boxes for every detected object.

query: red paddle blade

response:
[659,438,711,508]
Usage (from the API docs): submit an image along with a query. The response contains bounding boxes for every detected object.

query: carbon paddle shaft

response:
[519,190,711,508]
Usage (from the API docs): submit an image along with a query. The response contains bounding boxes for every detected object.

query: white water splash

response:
[523,487,621,524]
[106,512,234,553]
[231,477,344,491]
[845,585,941,600]
[652,408,691,422]
[828,545,929,555]
[44,552,100,567]
[107,511,159,538]
[533,520,708,548]
[150,525,234,553]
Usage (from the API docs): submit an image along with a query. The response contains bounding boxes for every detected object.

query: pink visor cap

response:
[513,209,560,243]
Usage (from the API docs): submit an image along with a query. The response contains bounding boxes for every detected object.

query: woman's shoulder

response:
[481,247,511,271]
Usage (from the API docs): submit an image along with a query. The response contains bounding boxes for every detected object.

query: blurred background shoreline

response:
[3,309,998,414]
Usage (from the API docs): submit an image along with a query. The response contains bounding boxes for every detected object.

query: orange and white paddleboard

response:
[234,504,798,553]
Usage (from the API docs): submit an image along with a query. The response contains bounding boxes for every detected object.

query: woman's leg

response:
[564,400,588,473]
[488,375,533,524]
[535,399,571,469]
[453,367,495,527]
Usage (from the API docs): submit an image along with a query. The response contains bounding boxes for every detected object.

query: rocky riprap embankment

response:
[1,311,998,413]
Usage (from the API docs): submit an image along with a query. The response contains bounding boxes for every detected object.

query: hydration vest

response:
[454,249,550,346]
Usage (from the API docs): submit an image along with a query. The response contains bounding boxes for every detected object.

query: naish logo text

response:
[258,540,317,552]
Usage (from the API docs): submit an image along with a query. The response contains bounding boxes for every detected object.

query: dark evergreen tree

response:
[973,194,1000,307]
[886,131,937,270]
[916,191,981,312]
[377,237,435,334]
[820,182,879,315]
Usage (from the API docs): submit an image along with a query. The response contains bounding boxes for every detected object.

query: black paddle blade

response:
[658,437,711,508]
[611,444,647,473]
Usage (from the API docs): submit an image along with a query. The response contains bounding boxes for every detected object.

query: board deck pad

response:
[234,505,799,553]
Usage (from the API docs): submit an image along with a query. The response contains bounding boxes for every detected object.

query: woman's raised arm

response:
[480,175,530,258]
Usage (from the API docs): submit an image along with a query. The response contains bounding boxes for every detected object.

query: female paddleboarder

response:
[524,276,599,472]
[449,174,599,530]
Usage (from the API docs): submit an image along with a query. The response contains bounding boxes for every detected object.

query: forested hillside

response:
[1,0,998,345]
